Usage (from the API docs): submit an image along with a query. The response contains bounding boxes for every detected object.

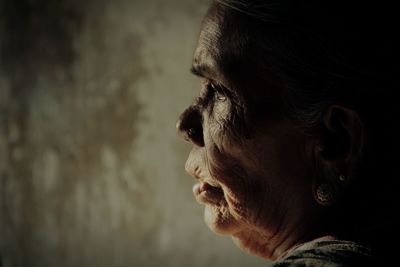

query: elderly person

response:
[176,0,399,266]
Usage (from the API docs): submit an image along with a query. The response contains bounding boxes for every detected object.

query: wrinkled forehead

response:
[192,3,283,110]
[193,2,253,85]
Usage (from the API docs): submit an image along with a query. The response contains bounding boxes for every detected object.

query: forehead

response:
[192,3,283,111]
[193,3,252,86]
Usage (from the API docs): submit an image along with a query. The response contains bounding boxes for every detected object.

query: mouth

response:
[193,181,224,205]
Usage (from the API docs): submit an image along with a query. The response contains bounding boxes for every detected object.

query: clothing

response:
[272,238,374,267]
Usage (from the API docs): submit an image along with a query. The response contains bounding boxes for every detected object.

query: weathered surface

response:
[0,0,267,266]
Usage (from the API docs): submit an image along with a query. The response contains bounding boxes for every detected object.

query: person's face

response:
[177,3,321,259]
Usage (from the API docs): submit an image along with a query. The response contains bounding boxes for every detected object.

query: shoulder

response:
[271,239,375,267]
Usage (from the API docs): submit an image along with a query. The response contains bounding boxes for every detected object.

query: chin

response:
[204,204,241,235]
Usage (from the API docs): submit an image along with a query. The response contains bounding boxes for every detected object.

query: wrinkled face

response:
[177,3,321,259]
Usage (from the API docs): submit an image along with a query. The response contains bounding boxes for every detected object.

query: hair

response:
[214,0,400,263]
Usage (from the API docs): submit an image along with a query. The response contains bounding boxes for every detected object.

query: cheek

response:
[203,100,244,160]
[205,141,275,228]
[223,171,282,230]
[202,103,286,231]
[212,100,231,120]
[204,131,299,231]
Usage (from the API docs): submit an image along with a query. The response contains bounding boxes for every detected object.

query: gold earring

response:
[316,183,334,206]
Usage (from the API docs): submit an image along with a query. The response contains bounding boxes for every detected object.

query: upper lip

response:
[188,167,221,189]
[195,175,221,189]
[185,151,222,188]
[202,179,221,188]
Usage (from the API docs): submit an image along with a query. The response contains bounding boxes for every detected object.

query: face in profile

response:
[177,2,322,260]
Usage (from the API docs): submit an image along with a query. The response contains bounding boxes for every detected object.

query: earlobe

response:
[312,105,364,206]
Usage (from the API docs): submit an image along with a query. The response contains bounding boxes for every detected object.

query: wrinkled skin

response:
[177,3,324,260]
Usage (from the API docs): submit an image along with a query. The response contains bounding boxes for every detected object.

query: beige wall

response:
[0,0,268,266]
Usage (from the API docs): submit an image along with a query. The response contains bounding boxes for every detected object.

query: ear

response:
[312,105,364,206]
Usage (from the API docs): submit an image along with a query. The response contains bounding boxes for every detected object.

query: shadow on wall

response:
[0,0,268,266]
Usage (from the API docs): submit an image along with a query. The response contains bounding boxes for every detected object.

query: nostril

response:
[176,106,205,147]
[187,126,204,146]
[176,123,192,143]
[187,128,196,138]
[176,117,193,142]
[186,125,204,147]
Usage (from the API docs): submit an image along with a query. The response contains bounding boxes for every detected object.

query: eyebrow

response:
[190,64,217,79]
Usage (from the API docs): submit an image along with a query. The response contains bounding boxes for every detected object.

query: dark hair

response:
[215,0,400,263]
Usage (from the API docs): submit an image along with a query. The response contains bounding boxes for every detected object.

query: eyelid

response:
[209,81,228,101]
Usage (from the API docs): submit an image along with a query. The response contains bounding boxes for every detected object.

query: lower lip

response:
[193,182,224,205]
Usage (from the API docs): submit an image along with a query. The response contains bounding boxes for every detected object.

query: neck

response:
[232,210,331,260]
[235,232,335,261]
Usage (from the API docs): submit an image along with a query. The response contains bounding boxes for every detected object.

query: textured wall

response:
[0,0,268,266]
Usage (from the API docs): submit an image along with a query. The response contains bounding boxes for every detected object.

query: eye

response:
[210,82,227,102]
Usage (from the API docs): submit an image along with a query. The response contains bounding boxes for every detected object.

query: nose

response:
[176,105,204,147]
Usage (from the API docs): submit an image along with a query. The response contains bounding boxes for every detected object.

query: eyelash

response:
[208,82,227,102]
